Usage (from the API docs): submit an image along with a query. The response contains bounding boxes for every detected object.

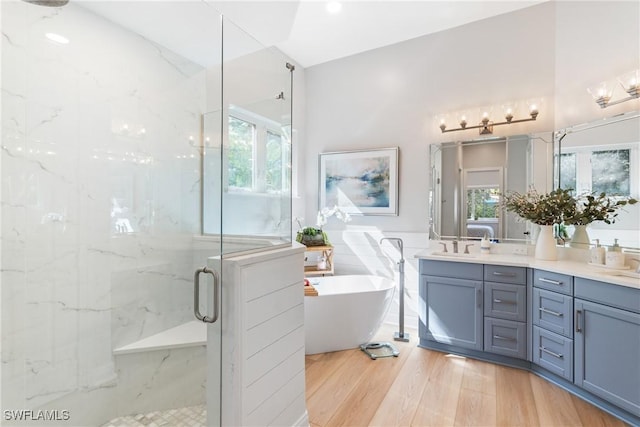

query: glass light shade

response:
[479,106,492,123]
[436,114,448,131]
[617,70,640,96]
[587,82,613,102]
[502,103,515,121]
[457,111,468,128]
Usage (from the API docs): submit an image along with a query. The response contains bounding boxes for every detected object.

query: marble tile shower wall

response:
[1,2,213,410]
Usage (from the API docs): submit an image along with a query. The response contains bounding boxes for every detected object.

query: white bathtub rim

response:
[305,274,396,296]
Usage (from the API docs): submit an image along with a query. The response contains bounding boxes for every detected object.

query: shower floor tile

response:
[101,404,205,427]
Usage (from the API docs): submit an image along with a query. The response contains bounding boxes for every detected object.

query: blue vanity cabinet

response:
[420,261,484,351]
[574,278,640,417]
[483,265,528,359]
[532,269,574,381]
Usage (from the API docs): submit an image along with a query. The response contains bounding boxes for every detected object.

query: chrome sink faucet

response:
[452,240,459,254]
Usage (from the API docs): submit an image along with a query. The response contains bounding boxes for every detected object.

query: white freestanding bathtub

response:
[304,275,395,355]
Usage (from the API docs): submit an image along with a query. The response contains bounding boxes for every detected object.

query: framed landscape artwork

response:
[318,147,399,216]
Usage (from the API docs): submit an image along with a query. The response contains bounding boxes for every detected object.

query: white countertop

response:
[416,249,640,290]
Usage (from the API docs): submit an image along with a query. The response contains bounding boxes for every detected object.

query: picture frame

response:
[319,147,399,216]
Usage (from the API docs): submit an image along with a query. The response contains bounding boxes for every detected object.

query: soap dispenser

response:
[605,238,625,268]
[480,233,491,256]
[589,239,605,265]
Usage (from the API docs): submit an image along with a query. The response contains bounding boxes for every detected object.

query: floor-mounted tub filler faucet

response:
[360,237,407,360]
[379,237,410,343]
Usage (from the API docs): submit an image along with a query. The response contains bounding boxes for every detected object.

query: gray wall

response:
[299,1,639,238]
[301,2,556,233]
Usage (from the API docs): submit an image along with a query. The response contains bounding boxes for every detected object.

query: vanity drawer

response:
[533,326,573,381]
[533,288,573,338]
[533,269,573,295]
[484,265,526,285]
[484,318,527,359]
[575,277,640,314]
[420,260,483,280]
[484,282,526,322]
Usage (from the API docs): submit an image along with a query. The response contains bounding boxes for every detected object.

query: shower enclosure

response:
[1,1,293,425]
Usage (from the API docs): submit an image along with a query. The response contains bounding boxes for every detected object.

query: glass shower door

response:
[215,17,294,255]
[1,1,224,425]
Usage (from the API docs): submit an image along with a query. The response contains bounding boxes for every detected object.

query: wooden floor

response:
[305,325,627,427]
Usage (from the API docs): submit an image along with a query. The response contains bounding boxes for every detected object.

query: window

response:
[466,188,500,220]
[556,145,636,197]
[266,130,291,193]
[557,152,576,194]
[227,108,290,194]
[228,116,255,190]
[591,149,630,195]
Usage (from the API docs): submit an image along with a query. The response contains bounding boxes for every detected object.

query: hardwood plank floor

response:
[305,324,626,427]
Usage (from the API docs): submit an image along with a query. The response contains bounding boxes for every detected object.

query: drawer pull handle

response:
[493,272,517,277]
[538,277,563,286]
[576,310,583,333]
[493,334,517,342]
[540,346,564,359]
[538,307,564,317]
[493,298,516,305]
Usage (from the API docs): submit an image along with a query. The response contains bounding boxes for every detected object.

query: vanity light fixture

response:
[588,69,640,108]
[439,104,539,135]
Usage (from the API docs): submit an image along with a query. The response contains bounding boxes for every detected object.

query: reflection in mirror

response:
[430,135,553,241]
[429,134,553,243]
[555,111,640,249]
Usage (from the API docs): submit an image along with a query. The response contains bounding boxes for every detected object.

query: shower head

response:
[22,0,69,6]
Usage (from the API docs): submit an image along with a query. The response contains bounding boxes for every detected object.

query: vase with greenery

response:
[563,192,638,226]
[501,188,575,260]
[295,206,352,247]
[563,192,638,249]
[501,188,575,226]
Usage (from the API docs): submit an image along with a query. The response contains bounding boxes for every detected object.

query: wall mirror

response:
[429,133,553,243]
[554,111,640,250]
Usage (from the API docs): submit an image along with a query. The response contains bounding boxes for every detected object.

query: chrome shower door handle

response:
[194,266,219,323]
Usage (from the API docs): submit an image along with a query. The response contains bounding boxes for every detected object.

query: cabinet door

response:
[575,299,640,417]
[422,275,483,351]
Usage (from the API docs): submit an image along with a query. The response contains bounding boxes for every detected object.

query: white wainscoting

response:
[322,230,430,331]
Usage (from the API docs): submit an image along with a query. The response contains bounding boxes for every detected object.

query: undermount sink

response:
[603,270,640,280]
[430,251,478,259]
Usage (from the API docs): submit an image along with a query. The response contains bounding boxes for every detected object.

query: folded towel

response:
[304,279,318,296]
[304,286,318,296]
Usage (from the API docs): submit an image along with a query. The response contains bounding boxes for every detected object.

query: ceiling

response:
[79,0,547,69]
[216,0,547,68]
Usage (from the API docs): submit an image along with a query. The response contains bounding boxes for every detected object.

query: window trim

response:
[227,106,289,194]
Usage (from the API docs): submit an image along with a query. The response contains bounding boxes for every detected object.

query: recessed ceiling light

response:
[326,1,342,14]
[45,32,69,44]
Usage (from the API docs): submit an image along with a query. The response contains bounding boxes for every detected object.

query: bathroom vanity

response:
[416,251,640,426]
